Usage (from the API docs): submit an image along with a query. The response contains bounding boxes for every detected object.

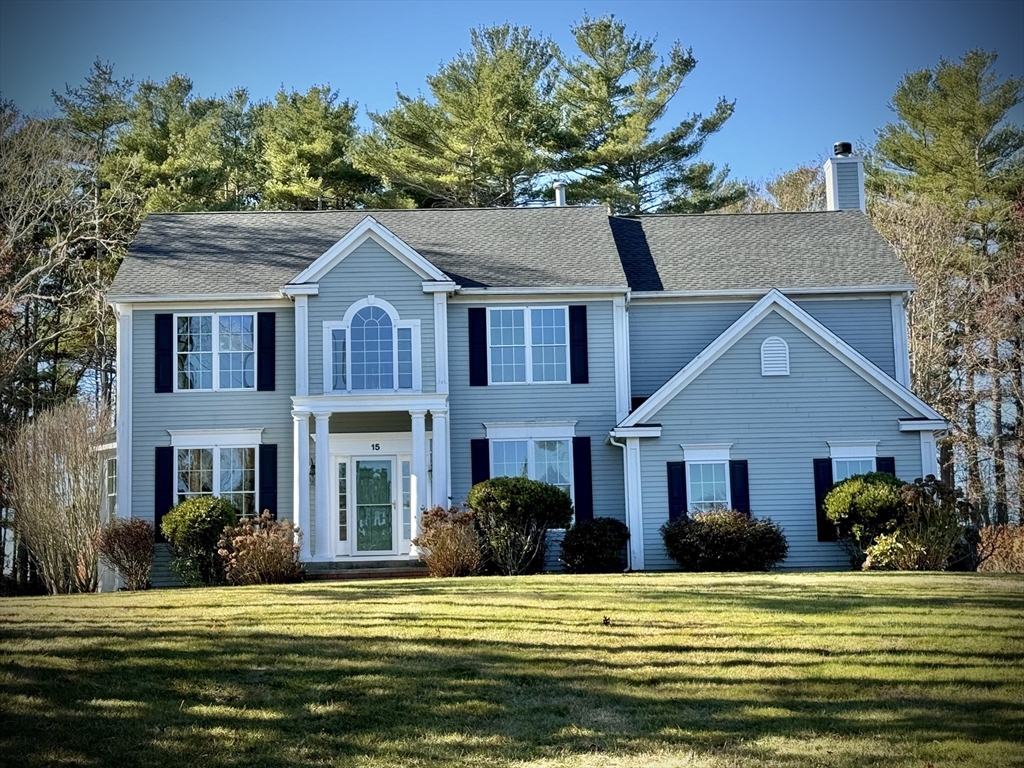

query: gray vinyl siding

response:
[629,296,896,397]
[638,310,922,571]
[307,240,435,396]
[448,300,625,529]
[131,305,296,586]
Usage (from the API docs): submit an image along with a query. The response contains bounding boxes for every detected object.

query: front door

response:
[354,458,395,553]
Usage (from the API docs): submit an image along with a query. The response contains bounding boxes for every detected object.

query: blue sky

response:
[1,0,1021,183]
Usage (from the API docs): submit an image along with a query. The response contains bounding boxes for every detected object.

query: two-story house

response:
[105,147,947,585]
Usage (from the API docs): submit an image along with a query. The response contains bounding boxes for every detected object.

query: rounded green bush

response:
[468,476,574,575]
[161,496,239,586]
[560,517,630,574]
[824,472,905,558]
[660,509,789,572]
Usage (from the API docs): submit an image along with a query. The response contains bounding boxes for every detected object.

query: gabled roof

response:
[107,206,628,298]
[619,289,946,429]
[610,210,913,293]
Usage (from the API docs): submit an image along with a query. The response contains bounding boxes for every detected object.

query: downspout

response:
[609,435,632,572]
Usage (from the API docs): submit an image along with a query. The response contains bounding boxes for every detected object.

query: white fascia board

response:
[107,292,285,304]
[291,393,449,414]
[485,420,578,440]
[281,284,319,296]
[290,216,448,285]
[609,426,662,438]
[681,444,733,462]
[619,288,946,428]
[827,440,879,459]
[422,281,459,293]
[898,418,950,432]
[453,285,629,297]
[629,285,917,302]
[168,428,265,447]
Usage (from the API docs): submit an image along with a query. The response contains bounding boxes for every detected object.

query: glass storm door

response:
[355,459,395,552]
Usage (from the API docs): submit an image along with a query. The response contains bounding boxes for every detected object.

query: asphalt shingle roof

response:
[108,206,911,297]
[107,207,627,296]
[610,210,912,292]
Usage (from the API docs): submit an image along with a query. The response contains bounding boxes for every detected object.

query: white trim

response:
[891,293,911,388]
[824,155,866,213]
[171,312,258,393]
[168,428,264,448]
[313,412,332,560]
[899,418,948,432]
[760,336,790,376]
[280,284,319,296]
[433,292,449,394]
[609,426,662,438]
[292,393,448,414]
[680,444,732,463]
[422,281,459,293]
[629,285,917,302]
[613,295,631,423]
[624,437,644,570]
[486,305,570,385]
[410,410,428,550]
[293,413,312,560]
[920,432,940,478]
[289,216,448,285]
[619,289,947,428]
[430,409,450,507]
[485,420,577,440]
[107,292,285,304]
[827,440,879,459]
[114,303,133,520]
[295,296,309,397]
[455,286,628,296]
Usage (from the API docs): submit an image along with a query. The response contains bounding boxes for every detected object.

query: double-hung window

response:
[105,458,117,515]
[682,444,732,513]
[171,430,262,517]
[488,307,568,384]
[486,422,575,499]
[176,313,255,391]
[324,299,420,394]
[829,441,878,482]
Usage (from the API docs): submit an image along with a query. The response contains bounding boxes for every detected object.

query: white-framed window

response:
[169,430,262,517]
[760,336,790,376]
[323,297,421,394]
[681,444,732,513]
[486,421,575,498]
[105,457,117,514]
[175,313,256,391]
[487,306,569,384]
[829,441,879,482]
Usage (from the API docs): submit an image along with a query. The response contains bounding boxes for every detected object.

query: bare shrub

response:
[5,401,109,593]
[96,517,154,590]
[978,525,1024,573]
[217,511,303,586]
[413,506,482,577]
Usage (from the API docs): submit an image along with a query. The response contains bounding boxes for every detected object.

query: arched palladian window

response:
[760,336,790,376]
[323,297,420,393]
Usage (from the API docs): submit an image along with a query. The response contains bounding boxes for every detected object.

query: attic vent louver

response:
[761,336,790,376]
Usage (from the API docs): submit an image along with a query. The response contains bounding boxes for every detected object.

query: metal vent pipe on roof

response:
[553,181,566,207]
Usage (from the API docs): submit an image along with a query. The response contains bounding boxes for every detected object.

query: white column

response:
[430,408,449,508]
[293,412,312,560]
[313,411,332,559]
[613,294,631,424]
[410,410,428,544]
[433,292,449,394]
[920,431,940,479]
[295,295,309,397]
[625,437,645,570]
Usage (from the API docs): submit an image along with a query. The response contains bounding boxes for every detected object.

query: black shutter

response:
[468,307,488,386]
[572,436,593,520]
[876,456,896,477]
[259,444,278,519]
[471,439,490,486]
[729,460,750,515]
[155,314,173,393]
[667,461,687,521]
[813,458,837,542]
[257,312,276,391]
[155,446,174,542]
[569,305,589,384]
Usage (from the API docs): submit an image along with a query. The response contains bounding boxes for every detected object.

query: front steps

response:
[304,559,429,581]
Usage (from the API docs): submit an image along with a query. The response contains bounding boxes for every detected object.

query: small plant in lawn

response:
[96,517,155,590]
[412,506,483,577]
[468,477,574,575]
[560,517,630,574]
[978,524,1024,573]
[217,511,303,585]
[661,508,789,572]
[161,496,238,586]
[824,472,905,567]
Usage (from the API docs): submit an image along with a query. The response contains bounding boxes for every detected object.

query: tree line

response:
[0,15,1021,584]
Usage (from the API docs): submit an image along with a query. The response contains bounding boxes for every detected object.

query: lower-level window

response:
[833,458,875,482]
[105,457,117,515]
[176,446,256,516]
[490,438,572,497]
[687,461,729,513]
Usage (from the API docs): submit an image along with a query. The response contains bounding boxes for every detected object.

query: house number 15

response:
[370,443,380,451]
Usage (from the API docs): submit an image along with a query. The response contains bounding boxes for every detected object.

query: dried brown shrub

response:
[412,506,482,577]
[978,525,1024,573]
[217,512,303,586]
[97,517,154,590]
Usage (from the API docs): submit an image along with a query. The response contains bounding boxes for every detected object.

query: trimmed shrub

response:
[161,496,238,586]
[978,524,1024,573]
[824,472,905,566]
[862,531,922,570]
[560,517,630,574]
[661,509,789,572]
[217,511,303,585]
[468,477,574,575]
[97,517,155,590]
[412,506,483,577]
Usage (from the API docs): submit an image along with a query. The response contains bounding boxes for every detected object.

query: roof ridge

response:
[144,205,608,217]
[617,209,861,220]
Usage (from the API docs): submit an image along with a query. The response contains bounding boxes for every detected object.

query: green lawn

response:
[2,572,1023,768]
